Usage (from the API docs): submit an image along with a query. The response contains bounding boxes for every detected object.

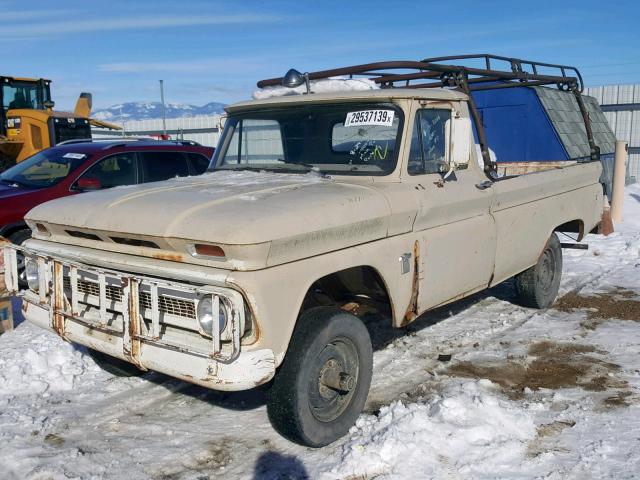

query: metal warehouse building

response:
[93,116,223,147]
[585,84,640,183]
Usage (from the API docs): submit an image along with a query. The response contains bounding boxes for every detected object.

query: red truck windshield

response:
[0,149,88,188]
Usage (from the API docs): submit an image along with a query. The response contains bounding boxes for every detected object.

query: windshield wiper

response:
[0,178,27,188]
[274,159,317,171]
[216,165,271,172]
[216,162,326,176]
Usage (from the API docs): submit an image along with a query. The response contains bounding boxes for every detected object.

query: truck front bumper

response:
[5,245,276,391]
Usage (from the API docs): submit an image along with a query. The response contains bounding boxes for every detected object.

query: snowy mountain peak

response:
[92,101,226,122]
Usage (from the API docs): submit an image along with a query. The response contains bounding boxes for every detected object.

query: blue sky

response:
[2,0,639,110]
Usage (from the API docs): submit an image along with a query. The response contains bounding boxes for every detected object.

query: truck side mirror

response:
[75,177,102,191]
[451,116,472,168]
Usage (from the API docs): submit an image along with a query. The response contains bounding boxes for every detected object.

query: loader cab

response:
[0,77,52,136]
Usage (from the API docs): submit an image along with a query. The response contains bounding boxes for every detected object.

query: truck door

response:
[405,102,497,311]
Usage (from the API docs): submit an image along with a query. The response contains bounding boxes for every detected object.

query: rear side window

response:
[187,153,211,174]
[140,151,190,182]
[79,152,137,188]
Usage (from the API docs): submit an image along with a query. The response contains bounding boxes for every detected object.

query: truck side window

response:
[408,109,451,175]
[140,151,190,182]
[79,153,137,188]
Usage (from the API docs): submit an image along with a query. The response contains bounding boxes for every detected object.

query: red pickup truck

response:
[0,139,214,246]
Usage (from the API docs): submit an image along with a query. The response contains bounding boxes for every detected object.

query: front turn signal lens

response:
[192,244,225,258]
[35,223,50,237]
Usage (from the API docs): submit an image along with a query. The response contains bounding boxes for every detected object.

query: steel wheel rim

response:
[308,337,360,423]
[537,247,556,293]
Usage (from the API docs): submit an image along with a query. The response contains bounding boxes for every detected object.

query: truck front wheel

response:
[267,307,373,447]
[514,233,563,309]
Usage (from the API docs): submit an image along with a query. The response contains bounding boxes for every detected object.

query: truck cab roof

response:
[226,88,468,113]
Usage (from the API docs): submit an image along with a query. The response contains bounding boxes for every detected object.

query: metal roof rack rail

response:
[256,54,597,176]
[56,138,94,146]
[58,137,147,147]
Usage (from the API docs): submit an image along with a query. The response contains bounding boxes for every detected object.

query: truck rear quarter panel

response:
[490,161,603,285]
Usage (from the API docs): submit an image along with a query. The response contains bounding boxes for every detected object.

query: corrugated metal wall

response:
[92,115,222,147]
[585,84,640,182]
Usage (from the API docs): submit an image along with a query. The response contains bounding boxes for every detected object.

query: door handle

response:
[475,180,494,190]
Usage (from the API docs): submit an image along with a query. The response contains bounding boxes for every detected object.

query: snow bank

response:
[253,77,379,100]
[0,322,95,395]
[322,379,536,479]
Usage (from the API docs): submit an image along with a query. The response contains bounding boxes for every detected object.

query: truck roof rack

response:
[257,54,584,92]
[257,54,597,176]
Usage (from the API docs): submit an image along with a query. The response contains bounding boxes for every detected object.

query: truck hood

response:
[26,171,393,267]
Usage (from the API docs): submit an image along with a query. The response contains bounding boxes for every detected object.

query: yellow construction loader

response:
[0,76,121,171]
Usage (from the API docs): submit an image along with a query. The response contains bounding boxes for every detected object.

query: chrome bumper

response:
[3,244,276,390]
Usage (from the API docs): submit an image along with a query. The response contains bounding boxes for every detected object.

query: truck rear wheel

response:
[514,233,562,308]
[267,307,373,447]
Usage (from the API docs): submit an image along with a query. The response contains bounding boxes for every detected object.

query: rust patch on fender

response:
[151,251,185,262]
[402,240,420,326]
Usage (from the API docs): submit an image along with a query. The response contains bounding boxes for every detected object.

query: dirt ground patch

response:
[554,288,640,329]
[447,341,627,399]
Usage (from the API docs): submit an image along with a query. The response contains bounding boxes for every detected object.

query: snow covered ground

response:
[1,185,639,480]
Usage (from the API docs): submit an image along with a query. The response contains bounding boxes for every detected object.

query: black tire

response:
[87,349,145,377]
[267,307,373,447]
[8,229,31,288]
[514,233,563,309]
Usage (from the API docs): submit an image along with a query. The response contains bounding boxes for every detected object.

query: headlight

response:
[196,295,228,338]
[24,257,40,292]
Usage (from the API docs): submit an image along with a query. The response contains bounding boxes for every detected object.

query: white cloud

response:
[0,13,286,38]
[99,58,265,74]
[0,9,73,21]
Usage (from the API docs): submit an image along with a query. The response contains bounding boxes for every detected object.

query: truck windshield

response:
[0,149,88,188]
[213,103,403,176]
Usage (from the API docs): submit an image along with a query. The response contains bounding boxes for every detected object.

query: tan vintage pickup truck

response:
[3,56,611,446]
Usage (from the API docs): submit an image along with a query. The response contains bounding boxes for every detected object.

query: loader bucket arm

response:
[89,118,123,130]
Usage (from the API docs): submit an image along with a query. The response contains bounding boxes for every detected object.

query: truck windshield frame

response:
[211,103,404,176]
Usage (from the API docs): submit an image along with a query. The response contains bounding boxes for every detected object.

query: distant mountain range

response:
[92,101,226,123]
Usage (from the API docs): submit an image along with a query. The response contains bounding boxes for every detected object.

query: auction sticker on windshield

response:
[345,110,394,127]
[62,153,87,160]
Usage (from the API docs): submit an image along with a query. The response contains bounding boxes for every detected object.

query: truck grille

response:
[63,277,196,319]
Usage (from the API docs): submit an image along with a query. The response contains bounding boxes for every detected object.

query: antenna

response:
[159,79,167,137]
